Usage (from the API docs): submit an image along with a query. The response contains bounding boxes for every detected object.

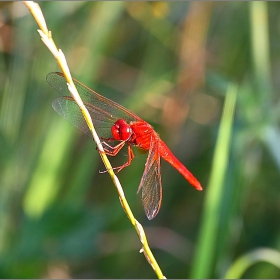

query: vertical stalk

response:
[190,84,237,278]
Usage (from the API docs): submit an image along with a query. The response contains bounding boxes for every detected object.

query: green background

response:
[0,1,280,278]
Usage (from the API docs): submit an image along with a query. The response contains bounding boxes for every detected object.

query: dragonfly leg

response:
[113,145,134,173]
[102,140,126,156]
[99,143,135,173]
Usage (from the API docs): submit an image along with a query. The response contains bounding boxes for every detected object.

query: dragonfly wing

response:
[53,96,115,138]
[47,72,141,136]
[138,135,162,220]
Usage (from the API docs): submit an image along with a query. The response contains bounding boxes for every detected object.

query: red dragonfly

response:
[47,72,202,220]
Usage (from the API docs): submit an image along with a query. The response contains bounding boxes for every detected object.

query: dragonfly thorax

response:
[111,119,133,141]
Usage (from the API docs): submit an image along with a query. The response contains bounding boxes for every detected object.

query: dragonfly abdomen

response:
[158,139,203,191]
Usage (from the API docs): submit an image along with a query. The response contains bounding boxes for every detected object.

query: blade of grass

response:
[250,1,272,97]
[224,248,280,278]
[71,1,125,79]
[190,83,237,278]
[250,2,280,172]
[0,15,37,252]
[23,119,75,217]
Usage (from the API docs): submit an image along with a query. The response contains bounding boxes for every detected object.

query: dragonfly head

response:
[111,119,133,141]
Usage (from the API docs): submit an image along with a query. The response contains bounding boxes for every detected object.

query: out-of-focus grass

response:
[190,83,237,278]
[0,2,280,278]
[224,248,280,278]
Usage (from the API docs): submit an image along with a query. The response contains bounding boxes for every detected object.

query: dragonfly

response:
[47,72,203,220]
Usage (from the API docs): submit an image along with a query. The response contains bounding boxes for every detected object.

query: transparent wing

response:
[47,72,141,138]
[52,97,114,138]
[138,135,162,220]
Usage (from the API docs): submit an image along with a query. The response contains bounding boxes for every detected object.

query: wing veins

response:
[138,135,162,220]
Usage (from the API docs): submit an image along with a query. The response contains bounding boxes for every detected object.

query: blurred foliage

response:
[0,1,280,278]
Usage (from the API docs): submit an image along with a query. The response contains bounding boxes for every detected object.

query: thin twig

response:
[22,1,165,278]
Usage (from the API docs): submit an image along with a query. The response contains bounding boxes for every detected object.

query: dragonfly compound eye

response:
[111,123,121,140]
[112,119,132,141]
[119,124,132,141]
